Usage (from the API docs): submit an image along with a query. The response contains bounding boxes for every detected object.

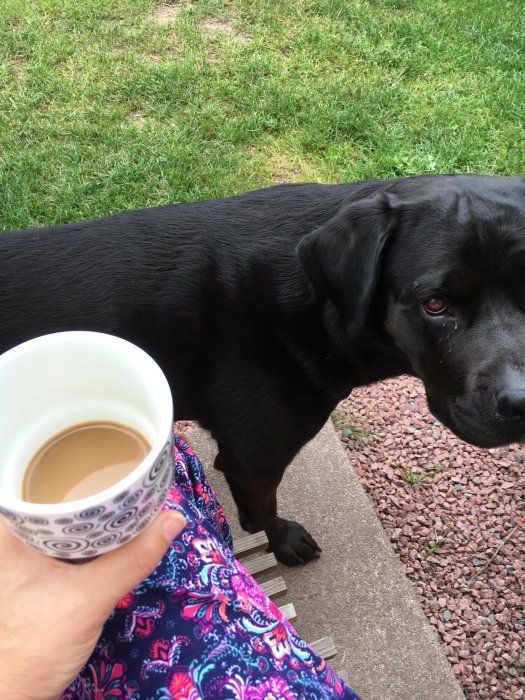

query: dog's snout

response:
[496,386,525,421]
[496,370,525,421]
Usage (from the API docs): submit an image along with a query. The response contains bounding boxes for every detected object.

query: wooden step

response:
[233,531,269,557]
[259,576,287,599]
[278,602,297,621]
[310,635,337,660]
[243,552,278,577]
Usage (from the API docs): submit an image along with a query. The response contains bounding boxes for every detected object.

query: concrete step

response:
[187,422,465,700]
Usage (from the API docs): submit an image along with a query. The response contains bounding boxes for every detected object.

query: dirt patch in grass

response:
[199,18,250,45]
[240,145,325,187]
[270,158,307,183]
[152,3,184,24]
[267,151,322,184]
[11,54,26,75]
[128,110,148,130]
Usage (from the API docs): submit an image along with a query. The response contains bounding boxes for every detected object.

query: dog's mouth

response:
[426,393,525,449]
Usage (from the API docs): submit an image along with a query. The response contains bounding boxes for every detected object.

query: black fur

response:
[2,174,525,564]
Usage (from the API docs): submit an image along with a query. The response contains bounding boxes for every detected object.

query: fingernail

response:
[162,512,186,542]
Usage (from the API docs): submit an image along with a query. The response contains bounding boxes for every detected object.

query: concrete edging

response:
[188,422,465,700]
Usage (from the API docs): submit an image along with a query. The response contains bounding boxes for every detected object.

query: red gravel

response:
[335,375,525,700]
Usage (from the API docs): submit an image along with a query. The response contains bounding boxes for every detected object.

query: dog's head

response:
[297,174,525,448]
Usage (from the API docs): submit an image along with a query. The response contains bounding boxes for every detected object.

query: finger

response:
[83,510,186,614]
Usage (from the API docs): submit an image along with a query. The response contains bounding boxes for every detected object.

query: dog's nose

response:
[496,388,525,420]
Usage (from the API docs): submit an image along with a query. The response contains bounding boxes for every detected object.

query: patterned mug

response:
[0,331,174,559]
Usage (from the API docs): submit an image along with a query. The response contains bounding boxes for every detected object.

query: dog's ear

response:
[296,192,396,335]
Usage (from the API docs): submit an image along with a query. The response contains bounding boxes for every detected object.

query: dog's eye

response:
[423,297,447,315]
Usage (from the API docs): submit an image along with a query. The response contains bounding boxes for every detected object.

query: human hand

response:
[0,509,186,700]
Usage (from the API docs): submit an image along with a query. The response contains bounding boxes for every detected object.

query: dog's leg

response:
[214,447,321,566]
[213,449,255,533]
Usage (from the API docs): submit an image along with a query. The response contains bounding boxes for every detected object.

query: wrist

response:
[0,677,60,700]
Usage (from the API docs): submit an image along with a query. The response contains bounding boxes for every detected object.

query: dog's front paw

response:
[268,519,322,566]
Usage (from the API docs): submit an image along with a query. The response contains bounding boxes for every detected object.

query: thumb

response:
[83,509,186,615]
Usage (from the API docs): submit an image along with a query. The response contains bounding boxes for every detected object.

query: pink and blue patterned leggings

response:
[63,436,361,699]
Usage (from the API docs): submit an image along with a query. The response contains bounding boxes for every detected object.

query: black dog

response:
[2,174,525,565]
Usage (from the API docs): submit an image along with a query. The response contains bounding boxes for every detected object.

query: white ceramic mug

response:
[0,331,174,559]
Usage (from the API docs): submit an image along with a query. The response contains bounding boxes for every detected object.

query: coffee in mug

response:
[23,421,151,504]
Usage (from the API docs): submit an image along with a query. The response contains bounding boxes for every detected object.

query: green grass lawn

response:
[1,0,523,230]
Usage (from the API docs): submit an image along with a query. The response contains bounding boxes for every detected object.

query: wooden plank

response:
[243,552,278,577]
[233,531,269,557]
[260,576,287,599]
[278,602,297,621]
[310,636,337,660]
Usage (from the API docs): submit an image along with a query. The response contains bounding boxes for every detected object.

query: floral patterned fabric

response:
[63,436,361,700]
